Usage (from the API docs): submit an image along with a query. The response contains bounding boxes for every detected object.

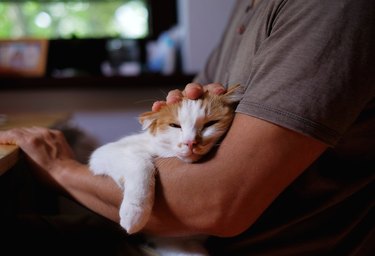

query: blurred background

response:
[0,0,234,145]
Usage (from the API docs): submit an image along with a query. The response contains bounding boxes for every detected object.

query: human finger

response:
[204,83,226,95]
[166,89,183,105]
[152,101,167,112]
[183,83,204,100]
[0,128,27,145]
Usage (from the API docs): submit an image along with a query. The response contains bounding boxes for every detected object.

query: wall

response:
[178,0,235,74]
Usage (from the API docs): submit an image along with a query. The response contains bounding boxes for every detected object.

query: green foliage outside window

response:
[0,0,149,39]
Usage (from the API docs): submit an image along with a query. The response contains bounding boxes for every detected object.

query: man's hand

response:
[0,127,77,186]
[0,126,124,222]
[152,83,226,112]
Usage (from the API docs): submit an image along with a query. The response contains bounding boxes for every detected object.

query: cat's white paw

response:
[120,201,152,234]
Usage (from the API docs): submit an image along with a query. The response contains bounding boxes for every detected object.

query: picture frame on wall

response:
[0,39,49,77]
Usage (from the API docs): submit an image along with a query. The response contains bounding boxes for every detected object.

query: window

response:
[0,0,178,77]
[0,0,149,39]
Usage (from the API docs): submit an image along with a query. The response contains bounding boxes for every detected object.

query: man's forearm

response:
[57,159,123,223]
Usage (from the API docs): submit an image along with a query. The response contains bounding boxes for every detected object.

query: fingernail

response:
[214,88,226,94]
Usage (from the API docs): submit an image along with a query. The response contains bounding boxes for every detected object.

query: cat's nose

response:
[185,140,197,150]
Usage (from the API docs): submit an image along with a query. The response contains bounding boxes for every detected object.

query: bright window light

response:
[0,0,149,39]
[115,1,148,38]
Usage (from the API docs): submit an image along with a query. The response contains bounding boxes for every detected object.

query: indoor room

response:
[1,1,373,255]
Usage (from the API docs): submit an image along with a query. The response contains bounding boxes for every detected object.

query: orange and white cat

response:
[89,84,242,254]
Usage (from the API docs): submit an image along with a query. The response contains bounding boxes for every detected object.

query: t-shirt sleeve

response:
[236,0,375,146]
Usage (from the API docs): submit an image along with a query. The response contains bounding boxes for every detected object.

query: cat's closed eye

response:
[169,123,181,128]
[203,120,219,129]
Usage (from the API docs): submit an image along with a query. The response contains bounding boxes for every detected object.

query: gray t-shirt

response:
[195,0,375,255]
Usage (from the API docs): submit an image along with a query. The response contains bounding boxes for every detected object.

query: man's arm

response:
[144,113,327,237]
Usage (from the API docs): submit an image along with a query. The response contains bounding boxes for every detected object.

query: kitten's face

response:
[139,85,242,163]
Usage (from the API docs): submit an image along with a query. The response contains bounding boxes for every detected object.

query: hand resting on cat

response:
[88,84,242,235]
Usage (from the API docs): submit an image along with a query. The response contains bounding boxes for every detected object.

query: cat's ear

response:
[222,83,243,104]
[139,111,158,130]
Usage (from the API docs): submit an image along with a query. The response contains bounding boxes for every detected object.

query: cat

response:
[88,84,242,255]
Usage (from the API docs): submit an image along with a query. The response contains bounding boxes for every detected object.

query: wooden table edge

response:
[0,145,20,176]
